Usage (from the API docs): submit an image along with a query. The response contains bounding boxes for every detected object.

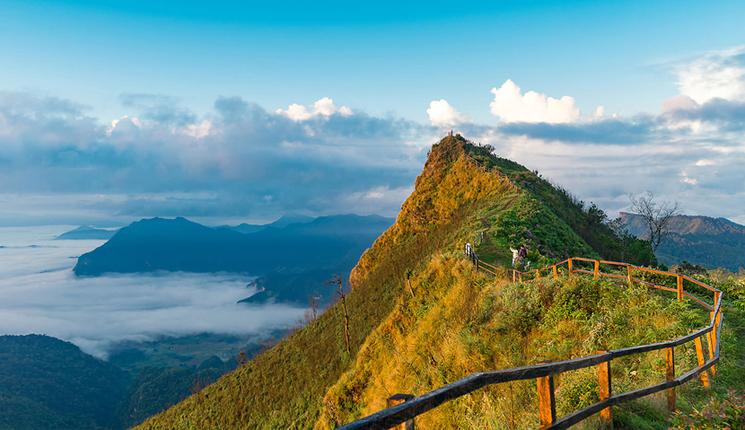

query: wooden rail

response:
[338,257,724,430]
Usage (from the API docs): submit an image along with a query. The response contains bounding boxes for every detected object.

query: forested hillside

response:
[0,335,129,430]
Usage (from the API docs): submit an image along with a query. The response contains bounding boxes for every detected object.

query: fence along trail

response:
[339,254,724,430]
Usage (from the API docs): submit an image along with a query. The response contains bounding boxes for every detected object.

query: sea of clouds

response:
[0,226,305,358]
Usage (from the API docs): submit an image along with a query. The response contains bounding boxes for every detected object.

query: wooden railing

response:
[338,257,724,430]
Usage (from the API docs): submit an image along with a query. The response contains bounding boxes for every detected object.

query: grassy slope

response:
[137,136,525,429]
[316,260,707,429]
[137,135,657,429]
[665,270,745,430]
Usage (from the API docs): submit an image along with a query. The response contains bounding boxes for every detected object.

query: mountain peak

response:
[137,134,653,429]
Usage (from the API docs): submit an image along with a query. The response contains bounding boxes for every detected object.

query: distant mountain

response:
[57,225,118,240]
[74,214,393,304]
[219,214,315,235]
[266,214,314,228]
[0,334,129,430]
[620,212,745,270]
[224,223,265,234]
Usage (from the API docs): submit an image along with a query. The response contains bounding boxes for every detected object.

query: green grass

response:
[319,258,707,429]
[138,134,677,429]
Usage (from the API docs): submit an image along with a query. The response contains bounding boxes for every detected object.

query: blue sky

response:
[4,0,743,121]
[1,1,745,225]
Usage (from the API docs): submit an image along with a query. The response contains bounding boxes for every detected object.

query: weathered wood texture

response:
[386,394,415,430]
[537,374,556,429]
[597,355,612,428]
[665,347,675,412]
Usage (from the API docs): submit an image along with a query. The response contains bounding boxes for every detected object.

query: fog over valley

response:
[0,226,305,358]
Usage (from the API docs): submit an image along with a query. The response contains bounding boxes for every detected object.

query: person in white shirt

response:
[510,247,519,267]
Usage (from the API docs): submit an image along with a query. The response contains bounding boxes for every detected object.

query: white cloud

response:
[107,115,141,135]
[183,119,212,139]
[277,103,313,121]
[426,99,468,127]
[489,79,581,124]
[680,171,698,185]
[276,97,353,121]
[695,159,716,167]
[662,95,699,113]
[676,46,745,104]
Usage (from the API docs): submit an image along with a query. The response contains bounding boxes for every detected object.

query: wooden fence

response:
[338,256,724,430]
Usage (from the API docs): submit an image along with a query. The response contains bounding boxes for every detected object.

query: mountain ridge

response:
[621,212,745,270]
[74,214,393,305]
[56,226,118,240]
[137,134,654,429]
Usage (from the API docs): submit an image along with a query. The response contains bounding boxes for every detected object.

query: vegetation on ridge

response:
[137,135,687,429]
[317,257,705,429]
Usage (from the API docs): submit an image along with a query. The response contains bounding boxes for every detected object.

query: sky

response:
[1,0,745,225]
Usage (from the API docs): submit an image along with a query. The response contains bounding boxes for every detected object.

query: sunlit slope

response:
[316,260,702,429]
[137,134,641,429]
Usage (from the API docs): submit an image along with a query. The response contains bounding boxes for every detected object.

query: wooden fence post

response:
[693,337,710,389]
[552,265,558,279]
[512,270,517,283]
[666,347,675,412]
[676,275,684,302]
[594,260,600,280]
[707,312,717,376]
[537,374,556,429]
[386,394,415,430]
[536,269,541,279]
[597,354,613,429]
[567,259,573,277]
[626,266,632,284]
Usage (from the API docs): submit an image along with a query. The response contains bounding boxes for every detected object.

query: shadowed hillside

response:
[0,335,129,430]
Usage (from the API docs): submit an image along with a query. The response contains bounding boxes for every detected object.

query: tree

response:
[630,192,680,252]
[328,275,351,355]
[304,294,320,323]
[586,202,608,226]
[608,215,657,266]
[236,351,249,367]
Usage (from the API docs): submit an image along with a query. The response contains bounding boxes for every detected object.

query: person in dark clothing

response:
[518,245,528,270]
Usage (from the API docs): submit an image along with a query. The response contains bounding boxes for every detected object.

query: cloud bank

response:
[0,227,304,358]
[2,45,745,226]
[0,93,431,225]
[456,48,745,222]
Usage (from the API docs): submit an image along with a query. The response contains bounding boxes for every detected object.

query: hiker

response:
[510,247,520,267]
[518,245,529,270]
